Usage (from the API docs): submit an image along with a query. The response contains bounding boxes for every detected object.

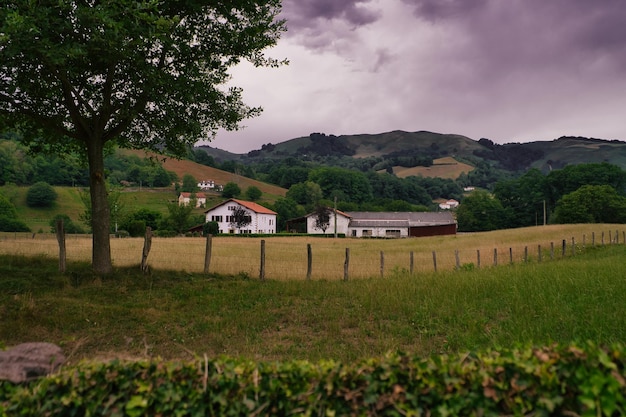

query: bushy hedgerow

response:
[1,342,625,416]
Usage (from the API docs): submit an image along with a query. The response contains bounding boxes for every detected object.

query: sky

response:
[207,0,626,154]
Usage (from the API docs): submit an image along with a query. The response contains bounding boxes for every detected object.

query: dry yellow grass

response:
[1,224,622,280]
[392,157,474,179]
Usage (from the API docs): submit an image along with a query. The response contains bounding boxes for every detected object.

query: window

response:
[385,229,401,237]
[362,230,372,237]
[351,230,357,237]
[228,205,236,211]
[211,215,223,222]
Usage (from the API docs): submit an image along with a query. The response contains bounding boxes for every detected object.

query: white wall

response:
[306,212,350,235]
[348,227,409,238]
[205,202,276,234]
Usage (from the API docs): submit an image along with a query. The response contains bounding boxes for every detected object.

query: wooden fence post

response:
[409,251,414,275]
[538,244,542,263]
[493,248,498,267]
[55,218,66,273]
[380,251,384,278]
[561,239,566,257]
[592,232,595,246]
[524,246,528,263]
[602,231,605,246]
[344,248,350,281]
[477,249,481,269]
[203,234,213,274]
[455,250,460,270]
[307,244,312,281]
[141,227,152,273]
[432,251,437,272]
[260,240,266,281]
[509,248,513,265]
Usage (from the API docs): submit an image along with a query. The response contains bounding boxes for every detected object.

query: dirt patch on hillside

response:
[392,157,474,180]
[126,150,287,198]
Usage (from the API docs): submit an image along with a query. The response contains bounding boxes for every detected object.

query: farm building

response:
[286,210,351,235]
[178,192,207,208]
[204,198,277,234]
[346,212,456,237]
[288,210,457,238]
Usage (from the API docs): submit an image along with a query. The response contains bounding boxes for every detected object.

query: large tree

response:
[0,1,285,273]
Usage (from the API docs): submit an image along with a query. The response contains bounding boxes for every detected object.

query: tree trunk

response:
[87,138,113,275]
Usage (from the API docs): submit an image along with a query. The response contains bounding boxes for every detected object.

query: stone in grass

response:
[0,342,65,383]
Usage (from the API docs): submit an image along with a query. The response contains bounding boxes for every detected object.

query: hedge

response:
[1,342,624,416]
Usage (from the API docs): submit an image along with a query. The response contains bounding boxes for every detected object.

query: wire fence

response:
[1,227,624,280]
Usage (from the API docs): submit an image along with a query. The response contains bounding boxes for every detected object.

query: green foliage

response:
[160,203,194,235]
[221,182,241,199]
[244,185,262,201]
[25,182,57,208]
[456,190,509,232]
[271,197,305,232]
[204,221,220,235]
[286,181,323,207]
[494,168,547,227]
[0,193,17,219]
[2,343,626,415]
[553,185,626,224]
[49,214,85,234]
[309,166,373,204]
[545,162,626,209]
[120,208,163,232]
[181,174,198,193]
[125,220,147,237]
[0,216,30,232]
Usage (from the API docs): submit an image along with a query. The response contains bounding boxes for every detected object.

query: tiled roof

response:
[179,192,207,198]
[204,198,277,215]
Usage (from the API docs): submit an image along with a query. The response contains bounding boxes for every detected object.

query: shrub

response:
[221,182,241,198]
[203,221,219,235]
[26,181,57,208]
[126,220,146,237]
[0,215,30,232]
[50,214,85,234]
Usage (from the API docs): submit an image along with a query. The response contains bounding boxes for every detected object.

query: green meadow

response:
[1,237,625,365]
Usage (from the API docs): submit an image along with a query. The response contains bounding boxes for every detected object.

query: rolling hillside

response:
[124,150,287,198]
[197,131,626,178]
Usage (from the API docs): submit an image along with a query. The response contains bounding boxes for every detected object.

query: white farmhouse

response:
[204,198,277,234]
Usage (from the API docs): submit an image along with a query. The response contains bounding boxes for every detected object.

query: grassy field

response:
[1,224,622,279]
[1,237,625,365]
[391,157,475,179]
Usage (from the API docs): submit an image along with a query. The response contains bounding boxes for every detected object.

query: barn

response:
[289,210,457,238]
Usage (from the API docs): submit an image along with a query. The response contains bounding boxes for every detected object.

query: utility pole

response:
[334,196,337,238]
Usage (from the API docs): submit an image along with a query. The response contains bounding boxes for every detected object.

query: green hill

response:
[198,130,626,177]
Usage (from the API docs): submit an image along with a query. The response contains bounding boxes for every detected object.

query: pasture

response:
[1,223,626,364]
[0,224,621,279]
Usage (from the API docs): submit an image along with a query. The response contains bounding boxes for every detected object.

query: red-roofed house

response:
[204,198,277,234]
[178,192,207,208]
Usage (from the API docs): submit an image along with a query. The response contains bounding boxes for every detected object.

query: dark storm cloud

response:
[402,0,626,71]
[281,0,381,31]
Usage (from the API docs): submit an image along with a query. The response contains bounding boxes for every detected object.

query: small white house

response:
[438,199,459,210]
[178,192,207,208]
[198,180,222,191]
[204,198,277,234]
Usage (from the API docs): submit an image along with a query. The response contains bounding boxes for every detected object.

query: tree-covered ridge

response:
[0,135,177,188]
